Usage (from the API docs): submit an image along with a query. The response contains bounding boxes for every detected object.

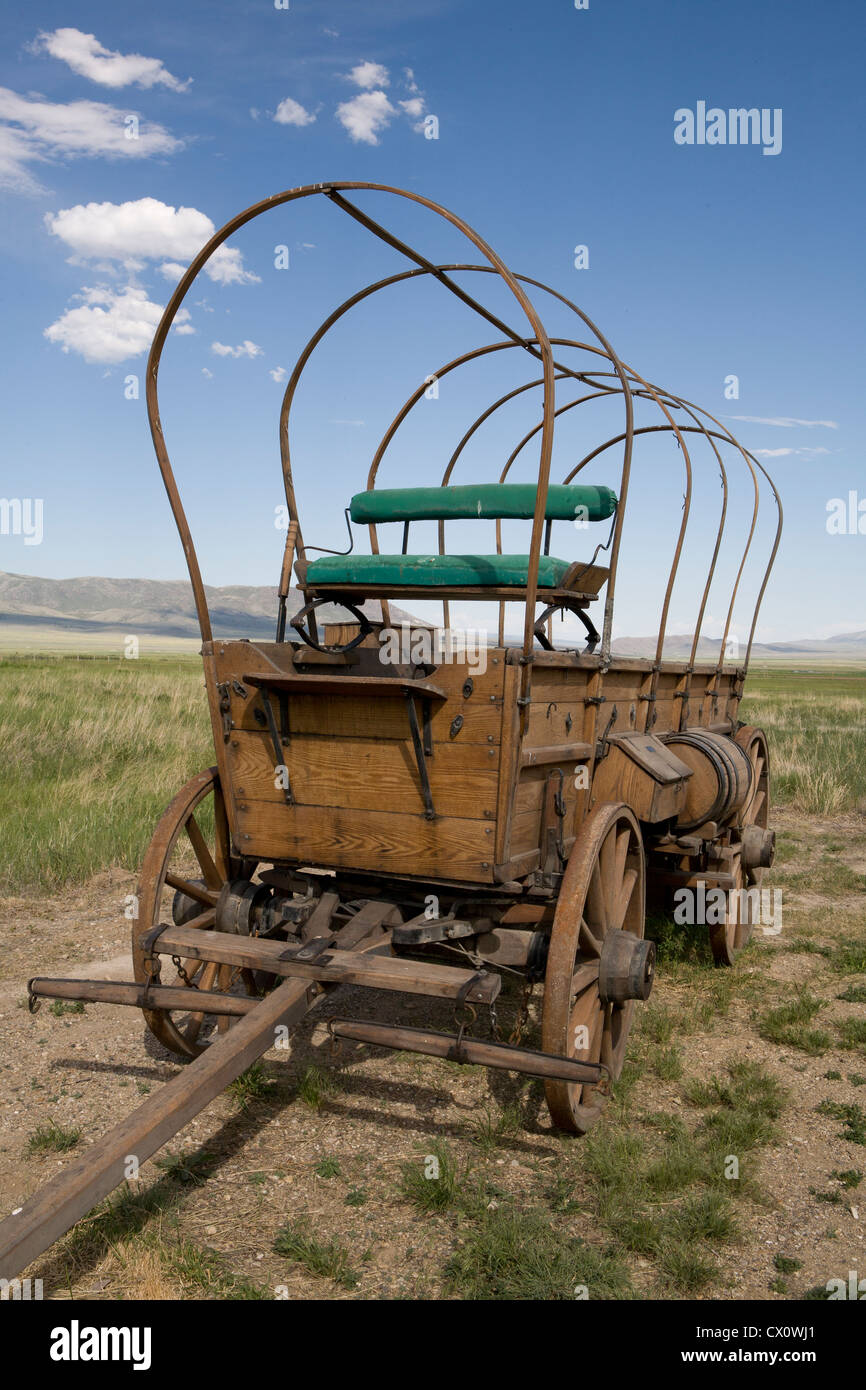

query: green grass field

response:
[1,655,864,895]
[0,655,212,894]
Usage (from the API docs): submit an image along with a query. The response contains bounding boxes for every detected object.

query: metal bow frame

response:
[145,182,781,690]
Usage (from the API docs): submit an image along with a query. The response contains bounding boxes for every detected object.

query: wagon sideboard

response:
[204,638,743,886]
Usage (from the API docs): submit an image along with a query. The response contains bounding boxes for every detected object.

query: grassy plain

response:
[0,655,864,1299]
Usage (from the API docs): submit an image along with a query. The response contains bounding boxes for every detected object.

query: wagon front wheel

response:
[542,802,649,1134]
[133,767,259,1058]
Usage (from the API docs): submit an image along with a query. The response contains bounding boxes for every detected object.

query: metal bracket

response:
[259,690,293,805]
[405,692,435,819]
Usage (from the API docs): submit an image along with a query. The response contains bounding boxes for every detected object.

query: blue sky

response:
[0,0,863,642]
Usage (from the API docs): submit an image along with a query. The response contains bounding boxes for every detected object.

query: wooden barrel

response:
[663,730,752,832]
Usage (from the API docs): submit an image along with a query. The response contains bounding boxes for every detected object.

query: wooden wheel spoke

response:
[599,1003,617,1072]
[164,872,218,907]
[599,828,618,925]
[613,827,630,888]
[578,917,602,956]
[586,863,608,935]
[612,867,638,932]
[184,815,221,891]
[568,988,603,1056]
[216,964,234,1033]
[749,789,766,821]
[571,961,600,998]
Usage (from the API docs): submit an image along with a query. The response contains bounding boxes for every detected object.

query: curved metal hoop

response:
[146,185,558,651]
[145,186,780,678]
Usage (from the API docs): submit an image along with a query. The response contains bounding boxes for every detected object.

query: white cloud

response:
[201,367,213,378]
[43,285,190,364]
[404,68,419,94]
[207,246,259,285]
[269,366,288,383]
[31,28,190,91]
[274,97,316,127]
[346,61,389,89]
[45,198,259,284]
[0,88,180,192]
[211,340,263,358]
[728,415,839,429]
[753,445,831,458]
[0,125,46,193]
[400,97,425,119]
[336,91,396,144]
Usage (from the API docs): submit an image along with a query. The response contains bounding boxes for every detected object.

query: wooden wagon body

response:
[0,183,781,1279]
[205,639,743,888]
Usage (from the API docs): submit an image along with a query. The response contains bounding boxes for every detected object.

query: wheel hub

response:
[597,929,656,1004]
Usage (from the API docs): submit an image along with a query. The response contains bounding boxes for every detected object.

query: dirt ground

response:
[1,805,864,1301]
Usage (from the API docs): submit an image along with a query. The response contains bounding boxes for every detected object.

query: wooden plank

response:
[244,673,447,700]
[509,805,546,857]
[515,766,581,817]
[300,890,339,942]
[227,731,500,818]
[520,741,592,767]
[232,801,496,881]
[240,693,502,745]
[494,658,521,863]
[649,869,737,890]
[156,925,501,1003]
[525,700,588,747]
[493,848,542,882]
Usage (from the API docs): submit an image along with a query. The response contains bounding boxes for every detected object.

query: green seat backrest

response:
[349,483,617,525]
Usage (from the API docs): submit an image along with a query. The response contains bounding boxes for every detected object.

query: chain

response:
[488,996,501,1041]
[171,953,198,989]
[509,979,535,1046]
[326,1017,343,1059]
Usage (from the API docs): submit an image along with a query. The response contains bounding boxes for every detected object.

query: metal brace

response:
[595,704,618,761]
[405,691,435,819]
[259,690,293,806]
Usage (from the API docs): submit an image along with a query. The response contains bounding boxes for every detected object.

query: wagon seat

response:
[294,483,617,646]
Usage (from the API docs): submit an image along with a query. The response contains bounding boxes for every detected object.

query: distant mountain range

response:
[609,632,866,661]
[0,571,417,650]
[1,571,864,660]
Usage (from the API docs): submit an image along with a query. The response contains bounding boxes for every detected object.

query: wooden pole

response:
[0,975,319,1281]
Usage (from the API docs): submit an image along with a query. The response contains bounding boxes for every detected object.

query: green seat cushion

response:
[349,483,617,525]
[305,553,573,588]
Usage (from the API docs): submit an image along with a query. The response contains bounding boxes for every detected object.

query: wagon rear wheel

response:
[542,803,647,1134]
[708,726,772,966]
[133,767,259,1058]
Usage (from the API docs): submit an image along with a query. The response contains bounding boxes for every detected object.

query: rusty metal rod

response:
[329,1018,605,1085]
